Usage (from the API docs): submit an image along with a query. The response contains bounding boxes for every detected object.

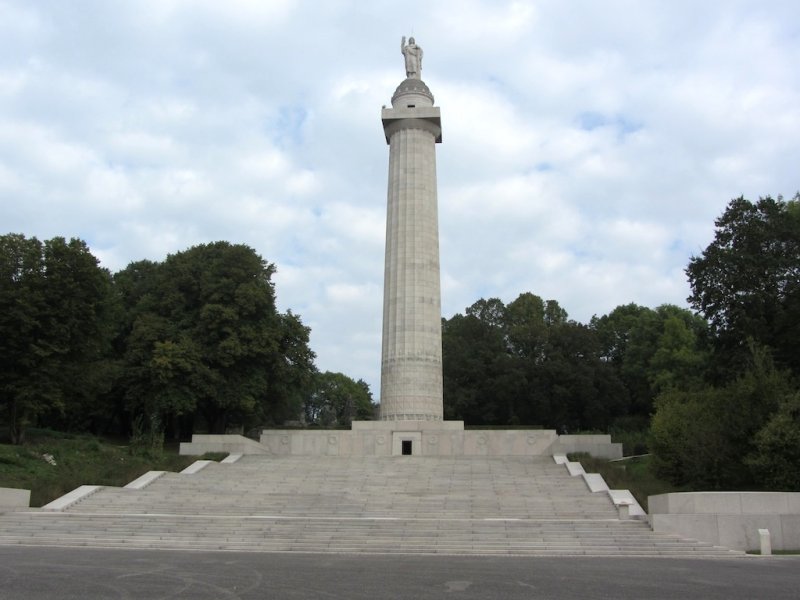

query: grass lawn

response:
[0,428,220,507]
[568,453,686,511]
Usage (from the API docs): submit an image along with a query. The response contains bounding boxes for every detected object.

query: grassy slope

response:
[0,429,209,507]
[569,453,685,511]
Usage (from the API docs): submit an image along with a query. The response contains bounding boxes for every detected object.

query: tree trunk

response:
[9,416,25,445]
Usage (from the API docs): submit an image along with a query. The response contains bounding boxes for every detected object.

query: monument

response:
[379,36,444,421]
[181,37,621,460]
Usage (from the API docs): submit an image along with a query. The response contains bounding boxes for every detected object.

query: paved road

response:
[0,546,797,599]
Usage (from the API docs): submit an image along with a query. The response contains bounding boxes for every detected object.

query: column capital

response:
[381,107,442,144]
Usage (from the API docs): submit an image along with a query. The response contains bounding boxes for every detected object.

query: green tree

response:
[117,242,315,438]
[304,371,374,427]
[263,311,317,425]
[540,321,627,432]
[443,293,627,430]
[650,344,789,488]
[747,392,800,490]
[591,303,650,365]
[442,307,510,424]
[686,194,800,377]
[647,312,707,393]
[591,304,709,419]
[0,234,113,443]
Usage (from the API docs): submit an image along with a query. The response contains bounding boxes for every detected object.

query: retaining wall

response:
[649,491,800,551]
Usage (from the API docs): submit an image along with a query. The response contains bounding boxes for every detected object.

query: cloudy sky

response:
[2,0,799,397]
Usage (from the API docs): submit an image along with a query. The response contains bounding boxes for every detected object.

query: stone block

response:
[740,492,790,515]
[691,492,744,514]
[786,493,800,513]
[778,515,800,550]
[0,487,30,509]
[447,431,464,455]
[181,434,268,456]
[566,462,585,476]
[759,528,772,555]
[608,489,646,518]
[462,432,488,456]
[124,471,166,489]
[549,434,623,459]
[181,460,212,474]
[582,473,609,493]
[43,485,102,511]
[647,493,670,515]
[650,514,721,545]
[717,514,783,551]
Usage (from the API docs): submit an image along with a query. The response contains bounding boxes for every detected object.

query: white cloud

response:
[1,0,799,396]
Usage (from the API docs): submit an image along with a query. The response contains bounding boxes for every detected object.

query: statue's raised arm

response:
[400,35,422,79]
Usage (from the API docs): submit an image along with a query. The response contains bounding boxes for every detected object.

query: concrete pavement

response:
[0,546,796,600]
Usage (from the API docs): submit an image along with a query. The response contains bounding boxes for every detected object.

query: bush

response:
[649,349,791,490]
[747,393,800,490]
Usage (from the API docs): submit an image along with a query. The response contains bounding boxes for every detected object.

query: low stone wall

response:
[179,434,268,456]
[649,491,800,551]
[548,434,623,460]
[180,426,622,459]
[0,487,30,509]
[259,423,560,457]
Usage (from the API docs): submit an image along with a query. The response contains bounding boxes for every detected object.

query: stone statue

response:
[401,36,423,79]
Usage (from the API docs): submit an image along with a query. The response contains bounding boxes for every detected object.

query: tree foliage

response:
[116,242,316,436]
[647,193,800,491]
[0,236,319,445]
[590,304,708,419]
[0,234,113,444]
[303,371,374,427]
[650,344,791,489]
[746,392,800,490]
[686,194,800,377]
[443,293,628,431]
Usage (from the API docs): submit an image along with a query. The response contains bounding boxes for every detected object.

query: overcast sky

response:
[2,0,799,397]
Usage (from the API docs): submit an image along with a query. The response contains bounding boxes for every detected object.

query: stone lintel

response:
[382,107,442,143]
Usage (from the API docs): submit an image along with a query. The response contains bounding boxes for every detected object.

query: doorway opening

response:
[401,440,412,455]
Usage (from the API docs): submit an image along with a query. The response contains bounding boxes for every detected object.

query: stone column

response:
[379,78,443,421]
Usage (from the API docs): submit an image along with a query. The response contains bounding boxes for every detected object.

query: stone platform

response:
[180,423,623,459]
[0,456,740,556]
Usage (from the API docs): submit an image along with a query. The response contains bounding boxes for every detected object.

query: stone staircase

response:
[0,456,741,556]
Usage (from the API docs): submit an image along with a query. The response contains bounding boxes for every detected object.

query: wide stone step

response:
[0,513,739,557]
[0,456,743,556]
[0,536,738,557]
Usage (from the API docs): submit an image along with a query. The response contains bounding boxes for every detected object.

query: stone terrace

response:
[0,456,741,556]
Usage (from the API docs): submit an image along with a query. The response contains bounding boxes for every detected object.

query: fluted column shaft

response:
[380,111,443,421]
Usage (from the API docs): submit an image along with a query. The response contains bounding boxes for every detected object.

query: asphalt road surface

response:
[0,546,798,599]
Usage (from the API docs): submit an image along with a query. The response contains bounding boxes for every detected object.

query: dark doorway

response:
[401,440,412,455]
